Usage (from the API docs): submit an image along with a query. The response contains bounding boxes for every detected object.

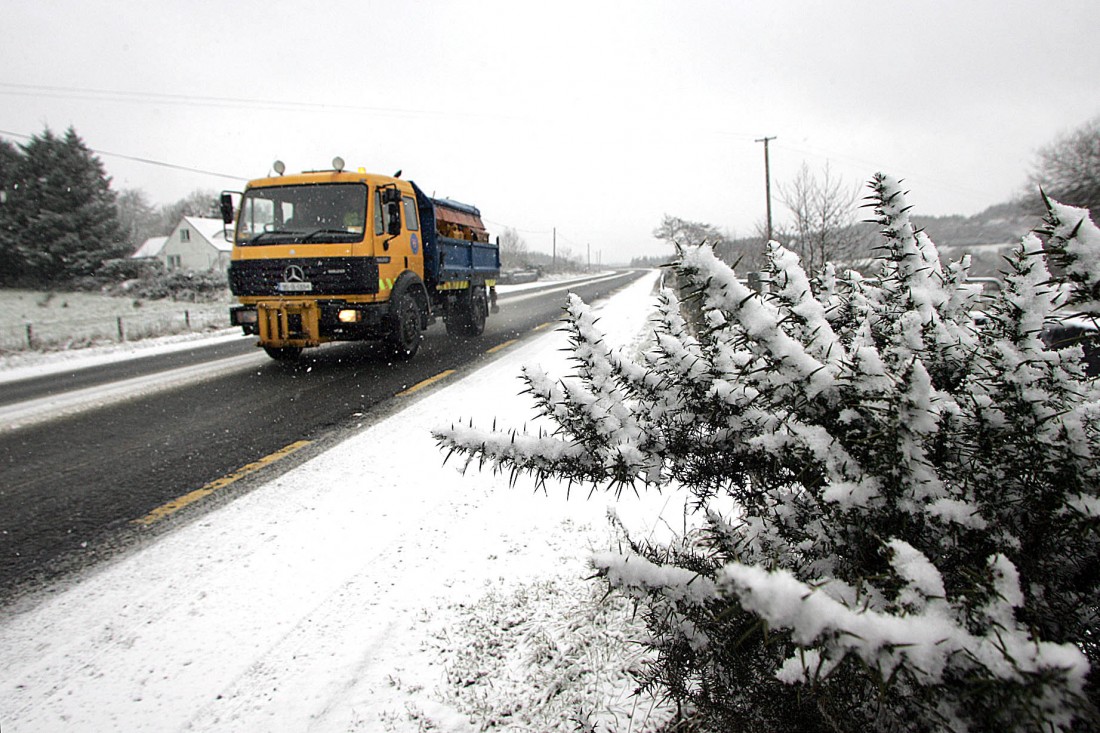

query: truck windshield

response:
[235,183,368,245]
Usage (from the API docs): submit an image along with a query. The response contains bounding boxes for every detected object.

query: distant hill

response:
[911,200,1034,278]
[675,199,1045,280]
[912,201,1032,248]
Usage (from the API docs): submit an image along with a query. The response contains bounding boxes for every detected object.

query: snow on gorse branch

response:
[435,174,1100,731]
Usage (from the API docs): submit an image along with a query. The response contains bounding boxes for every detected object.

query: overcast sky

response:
[2,0,1098,263]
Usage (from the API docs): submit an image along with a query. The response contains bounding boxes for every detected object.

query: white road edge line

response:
[0,351,268,432]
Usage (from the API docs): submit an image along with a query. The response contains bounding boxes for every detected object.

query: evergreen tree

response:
[0,137,20,282]
[436,174,1100,731]
[2,127,124,286]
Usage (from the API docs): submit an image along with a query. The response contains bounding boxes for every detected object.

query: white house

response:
[131,235,168,260]
[131,217,232,272]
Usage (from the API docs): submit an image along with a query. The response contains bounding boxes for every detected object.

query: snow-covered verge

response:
[0,269,681,732]
[0,327,250,384]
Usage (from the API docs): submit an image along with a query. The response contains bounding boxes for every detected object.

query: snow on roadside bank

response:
[0,269,681,732]
[0,328,251,385]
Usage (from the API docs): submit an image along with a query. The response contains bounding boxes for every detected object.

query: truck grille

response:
[229,257,380,296]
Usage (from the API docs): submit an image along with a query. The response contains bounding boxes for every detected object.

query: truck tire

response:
[388,292,422,359]
[263,345,302,361]
[447,287,488,337]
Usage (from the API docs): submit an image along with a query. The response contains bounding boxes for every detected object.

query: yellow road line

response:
[532,322,554,331]
[132,440,312,526]
[397,369,456,396]
[487,339,518,354]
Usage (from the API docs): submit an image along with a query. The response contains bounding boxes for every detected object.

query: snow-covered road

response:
[0,269,681,732]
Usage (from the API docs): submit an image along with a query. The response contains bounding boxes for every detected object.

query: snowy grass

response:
[0,288,232,352]
[429,516,676,733]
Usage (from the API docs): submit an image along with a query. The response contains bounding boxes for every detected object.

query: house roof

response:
[183,216,233,252]
[131,236,168,259]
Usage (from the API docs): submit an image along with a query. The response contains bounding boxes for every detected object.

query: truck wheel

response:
[463,287,488,336]
[444,311,462,336]
[263,345,302,361]
[447,287,488,337]
[388,292,422,359]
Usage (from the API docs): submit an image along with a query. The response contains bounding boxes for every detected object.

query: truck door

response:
[401,193,424,275]
[372,187,423,299]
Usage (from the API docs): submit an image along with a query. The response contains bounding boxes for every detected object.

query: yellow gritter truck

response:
[222,159,499,361]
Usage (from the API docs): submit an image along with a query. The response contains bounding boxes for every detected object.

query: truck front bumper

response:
[231,301,389,345]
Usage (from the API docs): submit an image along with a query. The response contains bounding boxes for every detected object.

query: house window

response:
[167,255,182,270]
[180,229,190,242]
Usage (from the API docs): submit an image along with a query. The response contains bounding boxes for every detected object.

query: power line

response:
[554,230,586,248]
[773,140,992,201]
[0,81,506,122]
[482,218,553,236]
[0,127,247,182]
[0,82,1001,203]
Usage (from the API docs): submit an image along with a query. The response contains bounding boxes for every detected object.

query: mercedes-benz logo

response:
[283,265,305,282]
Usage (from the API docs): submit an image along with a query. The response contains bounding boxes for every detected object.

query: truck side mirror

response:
[386,202,402,235]
[219,193,235,224]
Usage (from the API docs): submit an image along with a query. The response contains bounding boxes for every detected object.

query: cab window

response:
[236,183,366,244]
[374,191,385,236]
[374,189,404,235]
[402,196,420,231]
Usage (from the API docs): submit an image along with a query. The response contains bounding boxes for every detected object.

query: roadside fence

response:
[2,305,231,352]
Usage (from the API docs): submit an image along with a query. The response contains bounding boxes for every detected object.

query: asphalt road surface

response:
[0,270,648,603]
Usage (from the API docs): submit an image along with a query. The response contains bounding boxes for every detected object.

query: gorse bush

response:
[436,174,1100,732]
[131,269,229,301]
[90,268,229,302]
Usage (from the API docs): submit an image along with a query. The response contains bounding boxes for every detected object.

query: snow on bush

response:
[435,174,1100,731]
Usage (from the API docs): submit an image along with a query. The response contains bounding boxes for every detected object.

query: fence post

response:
[117,316,125,342]
[25,323,33,349]
[185,310,191,330]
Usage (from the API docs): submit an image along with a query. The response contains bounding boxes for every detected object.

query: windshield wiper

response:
[241,228,353,245]
[243,231,286,245]
[300,228,355,242]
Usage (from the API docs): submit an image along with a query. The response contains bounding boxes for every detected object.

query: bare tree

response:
[777,162,869,272]
[653,214,765,270]
[1029,116,1100,214]
[155,189,220,233]
[115,189,160,252]
[497,227,529,270]
[653,214,727,246]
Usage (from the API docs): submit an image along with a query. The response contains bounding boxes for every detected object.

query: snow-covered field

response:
[0,288,233,353]
[0,269,684,732]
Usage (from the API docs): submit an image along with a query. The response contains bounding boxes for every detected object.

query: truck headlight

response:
[232,308,258,325]
[338,309,361,323]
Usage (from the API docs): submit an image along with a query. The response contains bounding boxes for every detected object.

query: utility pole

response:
[552,227,557,270]
[755,135,776,242]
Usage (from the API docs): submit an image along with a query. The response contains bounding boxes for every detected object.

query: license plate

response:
[277,282,313,293]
